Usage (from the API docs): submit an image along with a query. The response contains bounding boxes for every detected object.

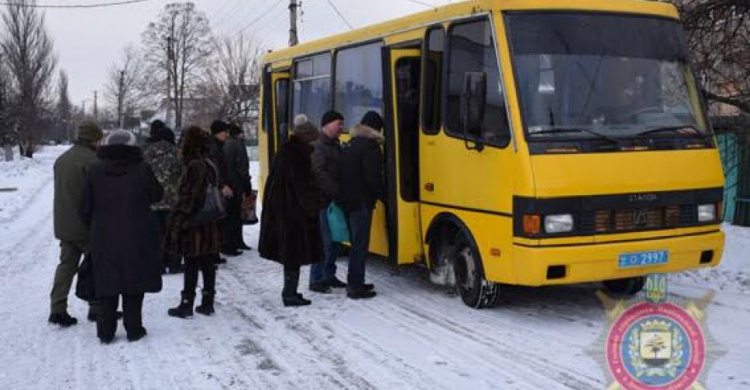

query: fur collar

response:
[350,124,384,144]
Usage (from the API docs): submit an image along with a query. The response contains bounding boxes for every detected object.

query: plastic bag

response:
[327,202,349,243]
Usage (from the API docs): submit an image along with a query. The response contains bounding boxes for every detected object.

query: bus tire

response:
[602,276,647,296]
[447,234,499,309]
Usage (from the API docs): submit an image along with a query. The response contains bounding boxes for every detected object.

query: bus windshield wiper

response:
[636,125,705,137]
[529,127,623,145]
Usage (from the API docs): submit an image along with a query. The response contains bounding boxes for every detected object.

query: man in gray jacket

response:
[309,110,346,293]
[49,122,103,326]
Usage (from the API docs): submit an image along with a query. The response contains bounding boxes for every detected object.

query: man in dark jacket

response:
[81,130,164,343]
[309,110,346,293]
[339,112,385,299]
[222,123,252,253]
[49,122,103,326]
[209,120,237,258]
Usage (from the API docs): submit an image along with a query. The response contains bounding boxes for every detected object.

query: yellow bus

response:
[258,0,725,308]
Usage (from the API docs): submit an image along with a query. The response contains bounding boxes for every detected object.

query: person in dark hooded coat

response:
[258,114,322,307]
[81,130,164,343]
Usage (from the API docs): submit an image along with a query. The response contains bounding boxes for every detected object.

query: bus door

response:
[269,71,290,167]
[389,48,423,264]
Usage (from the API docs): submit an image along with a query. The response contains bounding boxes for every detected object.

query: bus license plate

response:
[618,250,669,268]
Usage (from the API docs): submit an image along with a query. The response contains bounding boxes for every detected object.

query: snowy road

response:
[1,147,748,390]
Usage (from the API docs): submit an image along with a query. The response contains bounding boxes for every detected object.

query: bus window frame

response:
[442,14,513,150]
[421,25,445,136]
[262,65,272,133]
[274,78,291,143]
[290,50,334,128]
[331,38,385,133]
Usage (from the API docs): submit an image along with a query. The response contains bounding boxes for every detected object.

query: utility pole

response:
[118,70,125,129]
[93,91,98,123]
[289,0,299,46]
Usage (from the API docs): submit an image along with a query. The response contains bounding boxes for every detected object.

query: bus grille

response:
[583,205,696,234]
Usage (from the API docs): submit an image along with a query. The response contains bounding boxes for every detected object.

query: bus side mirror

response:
[461,72,486,152]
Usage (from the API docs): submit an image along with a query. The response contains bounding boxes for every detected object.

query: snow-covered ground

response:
[0,146,748,390]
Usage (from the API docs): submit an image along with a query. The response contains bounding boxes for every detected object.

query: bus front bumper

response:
[510,230,724,286]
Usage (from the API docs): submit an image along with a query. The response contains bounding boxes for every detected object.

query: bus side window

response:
[292,53,332,128]
[422,27,444,135]
[446,18,511,147]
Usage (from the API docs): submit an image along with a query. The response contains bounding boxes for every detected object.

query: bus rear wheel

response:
[445,235,499,309]
[602,276,647,296]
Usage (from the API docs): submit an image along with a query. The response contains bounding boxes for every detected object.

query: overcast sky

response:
[41,0,449,109]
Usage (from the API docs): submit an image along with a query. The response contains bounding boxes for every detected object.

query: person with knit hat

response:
[209,119,238,258]
[309,110,346,293]
[258,114,323,307]
[49,121,105,327]
[221,123,252,253]
[81,130,164,343]
[339,111,385,300]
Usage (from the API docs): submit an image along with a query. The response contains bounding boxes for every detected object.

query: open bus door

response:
[385,48,423,265]
[270,71,290,166]
[259,69,289,199]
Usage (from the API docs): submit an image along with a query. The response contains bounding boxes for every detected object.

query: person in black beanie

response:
[222,123,252,253]
[338,111,384,299]
[209,120,238,258]
[309,110,346,293]
[144,122,183,274]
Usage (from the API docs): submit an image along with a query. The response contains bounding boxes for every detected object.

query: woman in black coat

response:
[81,130,164,344]
[167,126,222,318]
[258,114,322,306]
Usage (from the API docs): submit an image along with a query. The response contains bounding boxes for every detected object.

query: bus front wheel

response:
[445,235,499,309]
[602,276,647,296]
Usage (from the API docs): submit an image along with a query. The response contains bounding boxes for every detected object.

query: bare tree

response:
[192,33,264,128]
[141,2,212,129]
[677,0,749,115]
[0,56,14,160]
[105,45,145,128]
[1,0,56,156]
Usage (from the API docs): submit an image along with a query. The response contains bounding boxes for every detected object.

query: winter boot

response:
[283,293,312,307]
[195,290,215,316]
[48,312,78,327]
[282,267,311,306]
[167,291,195,318]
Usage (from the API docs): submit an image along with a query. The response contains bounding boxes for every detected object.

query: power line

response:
[0,0,150,8]
[402,0,437,10]
[325,0,353,30]
[233,0,283,37]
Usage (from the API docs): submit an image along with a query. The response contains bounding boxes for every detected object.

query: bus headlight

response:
[544,214,574,233]
[698,204,716,222]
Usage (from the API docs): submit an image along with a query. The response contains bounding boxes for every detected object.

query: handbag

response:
[242,189,259,225]
[327,202,350,243]
[75,253,96,302]
[189,159,226,227]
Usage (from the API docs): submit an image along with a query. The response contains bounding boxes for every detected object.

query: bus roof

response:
[261,0,679,65]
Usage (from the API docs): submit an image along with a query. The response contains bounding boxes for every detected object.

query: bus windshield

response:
[505,13,709,142]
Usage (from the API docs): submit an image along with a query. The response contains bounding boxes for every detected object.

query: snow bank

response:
[674,223,750,293]
[0,145,67,222]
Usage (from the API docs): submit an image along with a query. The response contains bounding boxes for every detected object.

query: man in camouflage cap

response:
[48,122,103,326]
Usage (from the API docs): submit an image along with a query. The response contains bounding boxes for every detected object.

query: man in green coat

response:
[49,122,103,327]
